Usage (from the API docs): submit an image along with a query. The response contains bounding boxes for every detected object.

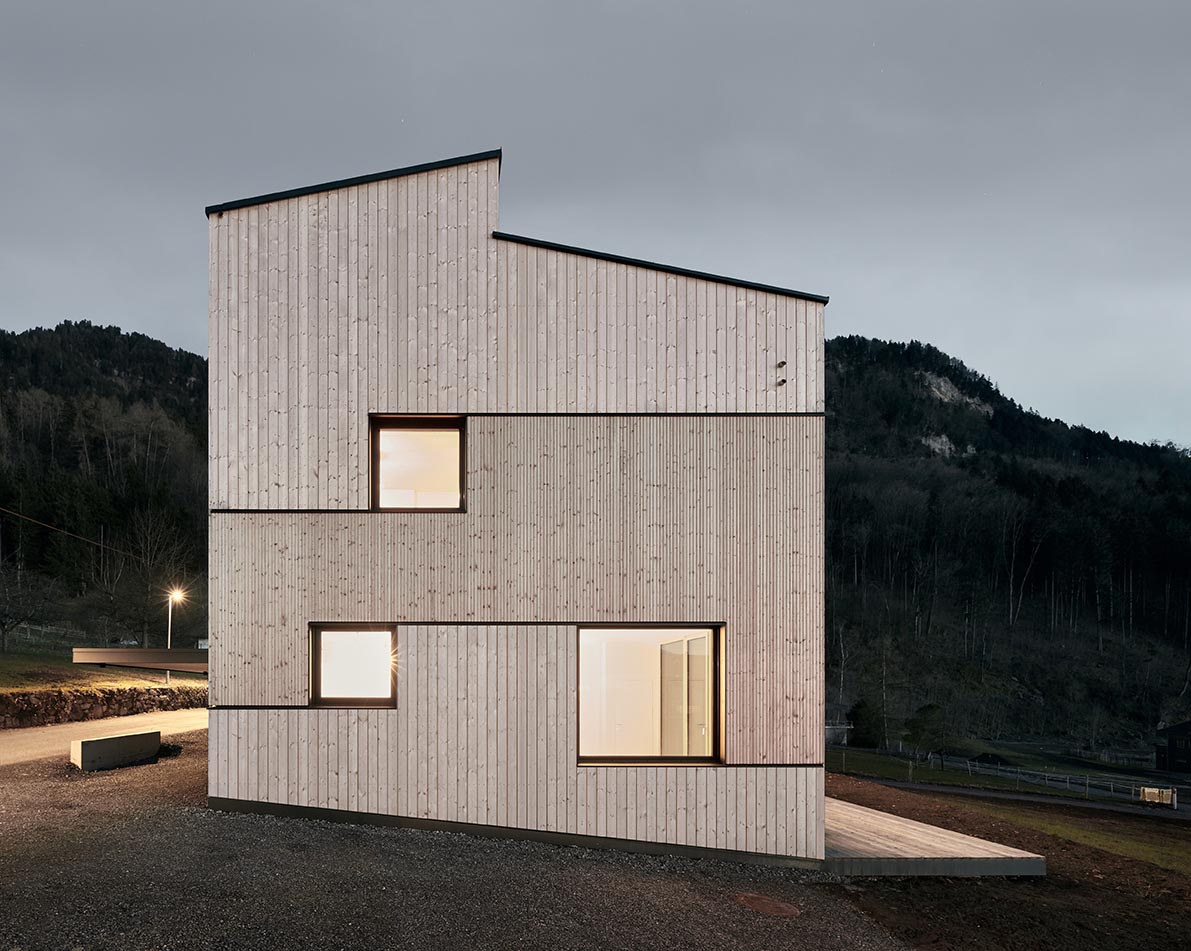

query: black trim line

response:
[492,231,829,304]
[206,797,822,868]
[205,149,502,216]
[418,412,827,417]
[256,619,732,628]
[366,412,826,417]
[212,509,374,514]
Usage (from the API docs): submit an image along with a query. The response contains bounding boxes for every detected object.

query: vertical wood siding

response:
[209,415,824,766]
[494,241,823,418]
[208,154,826,859]
[208,623,823,859]
[207,156,824,509]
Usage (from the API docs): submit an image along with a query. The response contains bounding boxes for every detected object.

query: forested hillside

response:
[0,322,207,648]
[1,323,1189,749]
[826,337,1191,750]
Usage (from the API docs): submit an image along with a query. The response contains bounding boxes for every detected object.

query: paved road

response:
[0,708,208,766]
[873,777,1191,821]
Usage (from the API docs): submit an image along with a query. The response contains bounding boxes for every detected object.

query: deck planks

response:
[824,797,1046,876]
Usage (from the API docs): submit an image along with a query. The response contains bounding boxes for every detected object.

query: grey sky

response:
[2,1,1187,444]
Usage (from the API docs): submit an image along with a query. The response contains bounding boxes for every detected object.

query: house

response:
[205,149,827,863]
[1156,720,1191,773]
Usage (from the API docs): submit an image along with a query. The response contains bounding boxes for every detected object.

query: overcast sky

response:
[2,1,1187,444]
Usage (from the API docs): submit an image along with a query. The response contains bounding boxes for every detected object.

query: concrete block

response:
[69,731,161,771]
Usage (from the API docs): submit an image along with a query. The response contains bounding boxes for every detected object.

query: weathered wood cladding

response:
[209,415,824,766]
[207,155,500,512]
[207,155,825,510]
[207,622,824,859]
[493,240,823,417]
[207,153,827,857]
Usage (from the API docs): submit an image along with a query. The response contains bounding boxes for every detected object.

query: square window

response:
[310,625,396,707]
[578,626,721,762]
[371,416,465,511]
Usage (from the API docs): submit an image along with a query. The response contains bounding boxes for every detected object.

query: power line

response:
[0,504,136,560]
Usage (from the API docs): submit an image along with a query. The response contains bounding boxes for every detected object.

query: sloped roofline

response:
[204,148,503,216]
[204,149,828,304]
[492,231,829,304]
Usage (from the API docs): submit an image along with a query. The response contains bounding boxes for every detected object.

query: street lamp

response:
[166,588,185,685]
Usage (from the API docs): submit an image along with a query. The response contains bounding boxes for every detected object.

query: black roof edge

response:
[205,148,503,216]
[491,231,829,304]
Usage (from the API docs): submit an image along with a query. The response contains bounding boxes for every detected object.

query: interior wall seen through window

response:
[579,627,714,759]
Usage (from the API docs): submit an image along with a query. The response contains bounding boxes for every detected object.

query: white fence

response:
[5,622,105,653]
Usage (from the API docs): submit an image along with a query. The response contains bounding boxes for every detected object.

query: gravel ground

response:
[0,731,904,951]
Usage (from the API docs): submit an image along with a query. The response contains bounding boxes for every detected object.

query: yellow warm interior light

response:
[320,630,393,699]
[579,627,714,758]
[378,428,461,508]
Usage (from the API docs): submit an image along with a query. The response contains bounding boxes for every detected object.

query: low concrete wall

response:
[0,685,207,729]
[71,731,161,771]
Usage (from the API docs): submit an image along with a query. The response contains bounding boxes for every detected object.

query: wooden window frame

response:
[369,414,467,513]
[576,623,725,766]
[309,622,398,709]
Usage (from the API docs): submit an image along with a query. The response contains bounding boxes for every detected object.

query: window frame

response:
[369,414,467,513]
[576,623,725,766]
[309,622,398,709]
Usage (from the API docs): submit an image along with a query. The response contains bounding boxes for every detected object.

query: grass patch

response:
[963,799,1191,878]
[0,650,206,692]
[826,748,1091,800]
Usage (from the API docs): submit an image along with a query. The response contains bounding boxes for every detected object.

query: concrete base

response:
[69,731,161,771]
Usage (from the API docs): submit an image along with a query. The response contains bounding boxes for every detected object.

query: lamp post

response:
[166,588,185,685]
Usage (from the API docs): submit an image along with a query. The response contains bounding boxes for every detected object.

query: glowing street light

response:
[166,587,186,685]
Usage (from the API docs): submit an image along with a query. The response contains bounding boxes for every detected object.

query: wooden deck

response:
[824,797,1046,876]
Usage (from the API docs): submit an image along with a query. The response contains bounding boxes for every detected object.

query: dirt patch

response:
[824,772,1191,951]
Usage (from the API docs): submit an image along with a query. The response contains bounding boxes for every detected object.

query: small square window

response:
[370,416,465,512]
[310,625,397,707]
[578,626,721,762]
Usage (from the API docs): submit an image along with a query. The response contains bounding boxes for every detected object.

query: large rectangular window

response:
[370,416,465,511]
[578,626,720,762]
[310,624,397,708]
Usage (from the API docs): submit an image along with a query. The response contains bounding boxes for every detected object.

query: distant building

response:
[1155,721,1191,773]
[825,701,852,746]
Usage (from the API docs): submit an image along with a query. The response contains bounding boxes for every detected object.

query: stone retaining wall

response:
[0,685,208,729]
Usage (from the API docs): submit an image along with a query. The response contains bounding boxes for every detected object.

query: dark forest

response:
[1,322,1188,750]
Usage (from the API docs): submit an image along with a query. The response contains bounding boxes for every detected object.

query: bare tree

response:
[998,498,1046,630]
[0,554,59,652]
[95,507,192,647]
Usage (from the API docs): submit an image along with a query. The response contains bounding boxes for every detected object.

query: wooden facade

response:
[209,625,822,859]
[207,150,827,859]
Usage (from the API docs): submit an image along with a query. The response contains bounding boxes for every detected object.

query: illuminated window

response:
[371,416,465,511]
[578,626,720,761]
[310,625,396,707]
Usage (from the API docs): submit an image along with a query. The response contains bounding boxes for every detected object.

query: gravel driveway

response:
[0,731,904,951]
